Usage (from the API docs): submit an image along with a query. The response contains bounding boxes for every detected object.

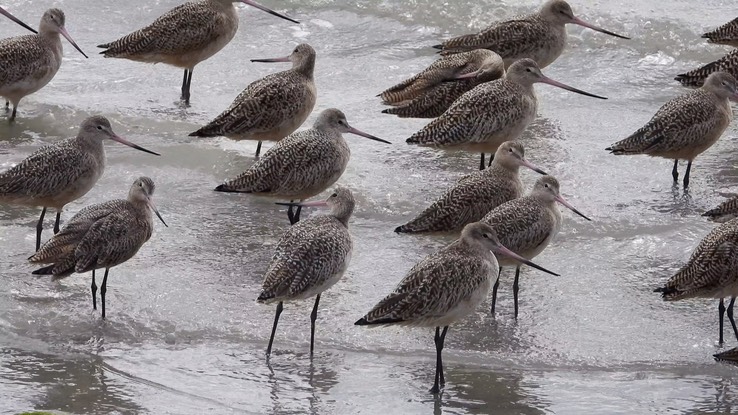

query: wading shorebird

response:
[406,58,606,170]
[356,222,559,394]
[0,6,37,34]
[259,187,354,357]
[189,43,316,158]
[214,108,388,224]
[395,142,546,234]
[434,0,629,68]
[98,0,299,105]
[0,116,159,252]
[0,8,88,121]
[380,49,505,118]
[29,177,168,319]
[482,175,590,318]
[655,218,738,346]
[607,71,737,188]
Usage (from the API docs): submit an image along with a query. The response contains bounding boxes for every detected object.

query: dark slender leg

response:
[181,69,193,104]
[255,141,263,158]
[683,161,692,189]
[266,301,284,357]
[91,270,97,311]
[431,326,449,394]
[35,207,47,252]
[185,69,193,104]
[488,154,493,168]
[100,268,109,319]
[718,298,725,346]
[287,200,296,225]
[490,267,502,314]
[4,101,7,112]
[181,70,188,99]
[9,104,16,122]
[728,297,738,342]
[513,266,521,319]
[672,160,679,183]
[310,294,321,355]
[53,211,61,234]
[294,206,302,223]
[479,153,485,171]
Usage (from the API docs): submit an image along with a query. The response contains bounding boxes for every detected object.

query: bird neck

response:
[294,55,315,78]
[331,204,354,227]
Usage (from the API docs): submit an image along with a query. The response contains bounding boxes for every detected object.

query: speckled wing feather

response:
[0,35,57,87]
[406,80,531,146]
[482,197,552,252]
[98,1,230,59]
[396,169,519,233]
[357,243,491,325]
[0,139,97,203]
[383,79,481,118]
[440,17,547,57]
[606,90,719,154]
[702,17,738,47]
[258,216,352,302]
[190,71,309,137]
[675,50,738,87]
[657,220,738,300]
[703,197,738,223]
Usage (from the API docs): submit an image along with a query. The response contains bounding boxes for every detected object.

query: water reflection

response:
[264,351,339,414]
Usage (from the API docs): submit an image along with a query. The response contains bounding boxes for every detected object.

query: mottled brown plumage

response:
[704,197,738,223]
[259,187,354,356]
[676,50,738,88]
[702,17,738,48]
[435,0,628,68]
[395,142,546,234]
[608,71,737,187]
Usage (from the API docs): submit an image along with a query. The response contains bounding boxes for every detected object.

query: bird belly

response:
[0,60,60,103]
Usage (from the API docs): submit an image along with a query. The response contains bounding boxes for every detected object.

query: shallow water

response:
[2,0,738,413]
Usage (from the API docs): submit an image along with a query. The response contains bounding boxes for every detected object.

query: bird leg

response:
[266,301,284,358]
[100,268,109,319]
[728,297,738,343]
[488,154,494,168]
[255,141,263,158]
[4,100,7,112]
[35,207,47,251]
[91,270,97,311]
[10,103,17,122]
[490,267,501,315]
[53,211,61,234]
[513,266,521,319]
[431,326,449,394]
[294,206,302,224]
[287,201,296,225]
[310,294,321,356]
[719,298,726,345]
[180,69,193,104]
[672,160,679,183]
[683,161,692,189]
[479,153,485,171]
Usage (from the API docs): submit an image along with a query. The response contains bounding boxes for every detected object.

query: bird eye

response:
[96,125,103,130]
[526,68,532,72]
[331,193,338,198]
[294,49,299,53]
[508,148,513,153]
[482,233,489,239]
[545,184,550,188]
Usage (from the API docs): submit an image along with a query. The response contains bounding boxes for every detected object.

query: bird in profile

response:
[0,116,160,252]
[189,43,317,158]
[676,18,738,87]
[259,187,354,357]
[379,49,505,118]
[356,222,558,394]
[655,217,738,346]
[607,71,737,188]
[406,58,606,170]
[98,0,299,105]
[434,0,629,68]
[0,8,88,121]
[0,6,37,34]
[29,177,168,319]
[214,108,388,224]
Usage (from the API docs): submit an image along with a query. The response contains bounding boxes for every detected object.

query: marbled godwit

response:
[0,6,37,34]
[213,108,388,224]
[607,71,737,188]
[702,17,738,48]
[434,0,628,67]
[704,196,738,223]
[715,346,738,363]
[395,142,546,234]
[29,177,167,319]
[259,187,354,357]
[406,58,606,170]
[0,116,159,252]
[655,218,738,345]
[97,0,299,105]
[380,49,505,118]
[189,43,316,158]
[482,175,590,318]
[676,50,738,88]
[0,8,87,121]
[355,222,558,393]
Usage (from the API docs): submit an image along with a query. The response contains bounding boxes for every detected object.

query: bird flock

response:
[2,0,738,395]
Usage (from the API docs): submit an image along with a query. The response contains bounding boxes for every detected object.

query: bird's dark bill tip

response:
[432,44,443,49]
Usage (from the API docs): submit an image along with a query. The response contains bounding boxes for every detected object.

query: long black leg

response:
[683,160,692,189]
[488,153,494,168]
[53,211,61,234]
[35,207,47,252]
[431,326,449,394]
[718,298,725,346]
[180,69,188,99]
[479,153,485,171]
[266,301,284,357]
[728,297,738,343]
[91,270,97,310]
[294,206,302,224]
[490,267,502,314]
[287,200,296,225]
[310,294,321,356]
[9,103,16,122]
[4,101,7,112]
[185,69,193,105]
[255,141,263,158]
[100,268,109,319]
[672,160,679,183]
[513,266,521,319]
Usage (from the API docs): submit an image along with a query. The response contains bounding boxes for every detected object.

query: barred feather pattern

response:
[702,17,738,47]
[676,50,738,88]
[704,197,738,223]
